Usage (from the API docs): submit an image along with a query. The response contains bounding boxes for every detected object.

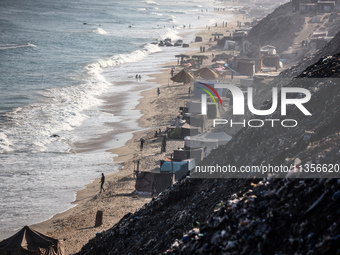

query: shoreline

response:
[24,9,244,254]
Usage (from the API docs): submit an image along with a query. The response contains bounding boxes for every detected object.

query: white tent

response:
[223,40,236,50]
[184,131,232,150]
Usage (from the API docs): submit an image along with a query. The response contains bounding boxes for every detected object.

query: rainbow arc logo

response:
[198,82,222,115]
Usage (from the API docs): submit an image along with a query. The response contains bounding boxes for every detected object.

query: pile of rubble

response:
[298,52,340,78]
[281,30,340,78]
[170,178,339,255]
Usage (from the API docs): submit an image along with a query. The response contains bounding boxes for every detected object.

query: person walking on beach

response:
[140,138,145,150]
[100,173,105,193]
[157,87,160,97]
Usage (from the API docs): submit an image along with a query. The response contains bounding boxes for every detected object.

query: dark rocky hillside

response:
[281,30,340,78]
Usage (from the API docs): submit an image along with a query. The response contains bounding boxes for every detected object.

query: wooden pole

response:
[95,210,103,227]
[171,153,174,183]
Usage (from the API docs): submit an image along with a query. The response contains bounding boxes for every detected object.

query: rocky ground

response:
[281,30,340,78]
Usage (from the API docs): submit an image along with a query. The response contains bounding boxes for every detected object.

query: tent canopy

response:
[175,54,190,64]
[175,54,190,59]
[212,53,232,62]
[184,131,232,148]
[194,67,219,80]
[170,69,194,84]
[0,226,64,255]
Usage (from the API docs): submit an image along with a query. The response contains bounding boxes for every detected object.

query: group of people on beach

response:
[135,74,141,80]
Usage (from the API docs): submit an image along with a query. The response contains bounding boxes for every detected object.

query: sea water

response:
[0,0,233,239]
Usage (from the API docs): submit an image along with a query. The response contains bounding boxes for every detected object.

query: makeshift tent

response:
[170,117,186,126]
[212,53,232,62]
[167,127,182,139]
[183,113,204,127]
[194,36,203,42]
[168,126,199,139]
[262,54,280,70]
[184,147,203,163]
[0,226,64,255]
[184,131,232,149]
[160,160,195,172]
[164,158,195,180]
[236,59,255,76]
[185,101,217,119]
[168,117,198,139]
[240,78,254,87]
[171,148,203,163]
[260,45,276,55]
[170,69,194,84]
[181,123,199,138]
[175,54,190,65]
[173,149,187,161]
[211,33,223,39]
[194,67,219,80]
[160,159,195,180]
[191,55,209,66]
[223,40,236,50]
[135,171,172,195]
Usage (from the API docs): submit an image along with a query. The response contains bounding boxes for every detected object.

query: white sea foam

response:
[0,133,13,153]
[169,10,190,15]
[143,0,159,5]
[86,43,161,69]
[150,12,163,16]
[0,43,36,50]
[93,27,108,35]
[1,42,163,154]
[1,66,112,153]
[158,28,180,41]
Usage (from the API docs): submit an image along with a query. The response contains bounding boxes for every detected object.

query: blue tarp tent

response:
[160,161,188,172]
[160,159,195,172]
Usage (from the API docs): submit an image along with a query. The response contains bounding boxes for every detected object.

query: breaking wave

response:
[0,133,13,153]
[93,27,108,35]
[86,43,161,70]
[150,12,163,16]
[0,43,36,50]
[142,0,159,5]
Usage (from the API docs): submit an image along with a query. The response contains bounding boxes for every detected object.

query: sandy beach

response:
[28,10,246,255]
